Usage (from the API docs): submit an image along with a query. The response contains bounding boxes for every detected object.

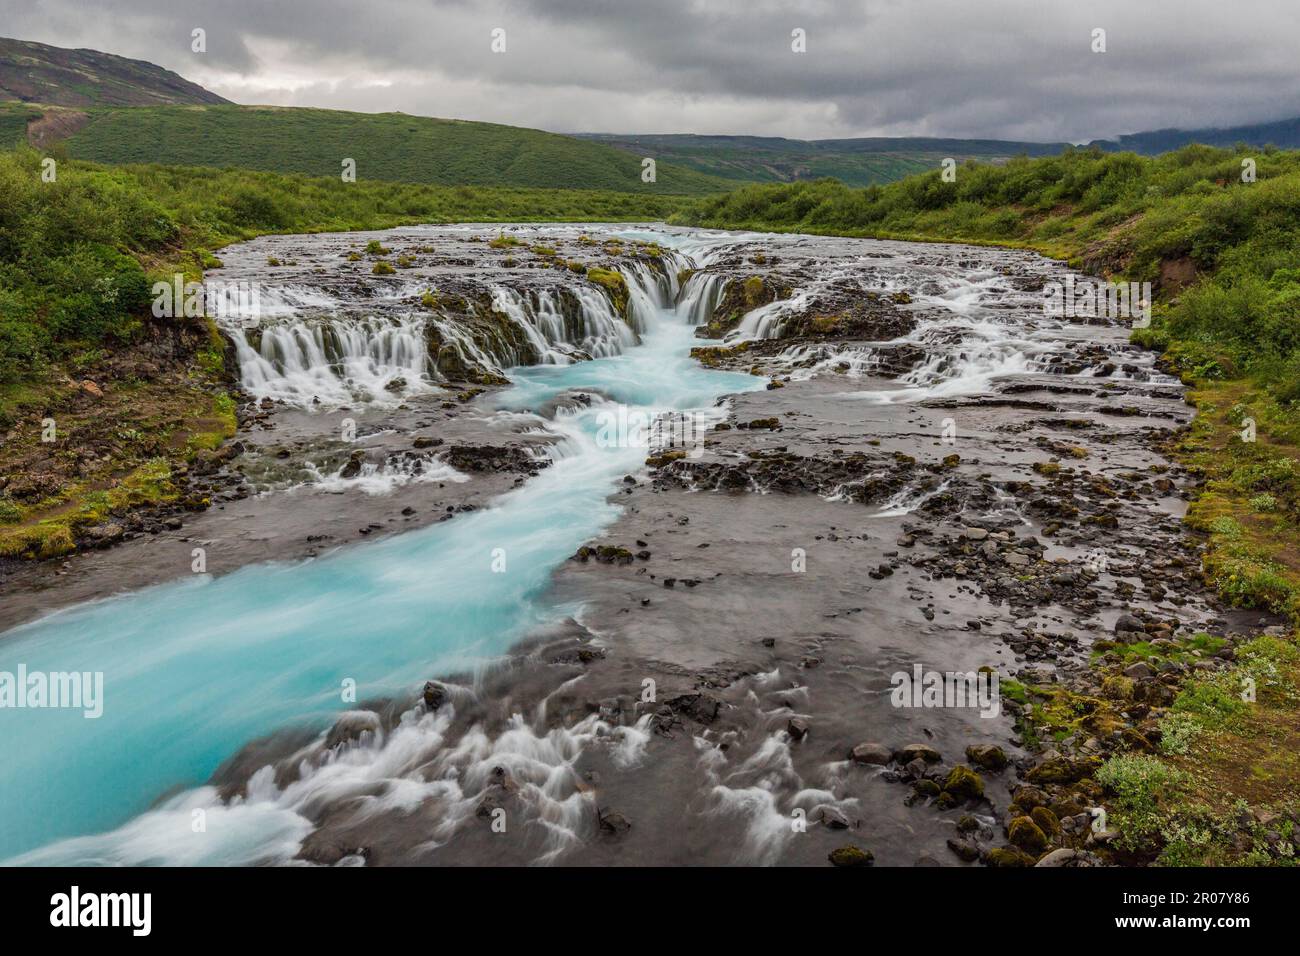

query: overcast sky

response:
[4,0,1298,142]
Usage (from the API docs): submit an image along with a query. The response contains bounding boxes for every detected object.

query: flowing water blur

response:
[0,230,761,860]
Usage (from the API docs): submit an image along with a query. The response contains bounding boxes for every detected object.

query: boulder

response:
[1008,815,1049,853]
[965,744,1009,771]
[942,764,985,801]
[324,710,382,751]
[850,742,893,765]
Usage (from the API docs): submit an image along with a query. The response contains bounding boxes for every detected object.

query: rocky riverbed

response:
[2,224,1283,866]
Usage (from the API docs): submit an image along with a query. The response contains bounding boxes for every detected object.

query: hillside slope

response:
[26,103,731,194]
[575,132,1071,186]
[1092,115,1300,154]
[0,36,228,106]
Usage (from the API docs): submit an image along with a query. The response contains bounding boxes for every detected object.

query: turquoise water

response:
[0,283,759,861]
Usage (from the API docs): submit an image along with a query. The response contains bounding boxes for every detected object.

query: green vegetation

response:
[0,103,36,147]
[5,103,733,194]
[1092,636,1300,864]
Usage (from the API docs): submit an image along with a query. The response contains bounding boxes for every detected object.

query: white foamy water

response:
[302,456,470,496]
[227,315,434,408]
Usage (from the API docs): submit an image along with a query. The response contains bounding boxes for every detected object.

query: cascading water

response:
[228,315,433,407]
[0,235,761,864]
[489,285,636,364]
[678,272,728,327]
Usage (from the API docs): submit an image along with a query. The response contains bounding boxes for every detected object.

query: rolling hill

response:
[1090,115,1300,154]
[574,132,1071,187]
[8,35,1300,193]
[0,37,731,194]
[13,103,732,194]
[0,36,228,106]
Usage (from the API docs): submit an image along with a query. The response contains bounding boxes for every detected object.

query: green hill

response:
[0,36,229,107]
[575,132,1070,187]
[1090,115,1300,154]
[18,103,732,194]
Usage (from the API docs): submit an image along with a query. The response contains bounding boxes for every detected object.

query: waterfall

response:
[227,315,432,407]
[731,288,813,340]
[220,244,703,409]
[489,285,636,365]
[677,272,728,327]
[621,259,677,329]
[428,315,513,379]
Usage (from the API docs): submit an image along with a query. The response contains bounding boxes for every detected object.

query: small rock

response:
[818,806,850,829]
[598,807,631,836]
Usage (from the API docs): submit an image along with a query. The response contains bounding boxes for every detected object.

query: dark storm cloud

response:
[2,0,1298,141]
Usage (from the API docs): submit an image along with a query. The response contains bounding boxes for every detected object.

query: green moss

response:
[827,846,873,867]
[965,744,1008,770]
[985,847,1035,867]
[1008,816,1048,853]
[942,764,984,801]
[1030,806,1062,840]
[587,267,629,315]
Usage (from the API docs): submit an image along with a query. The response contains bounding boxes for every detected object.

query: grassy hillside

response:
[0,36,229,107]
[576,132,1069,187]
[0,102,34,146]
[23,103,733,194]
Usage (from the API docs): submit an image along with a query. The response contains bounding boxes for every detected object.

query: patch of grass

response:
[1097,753,1189,851]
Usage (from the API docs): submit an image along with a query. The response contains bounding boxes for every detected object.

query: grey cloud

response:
[1,0,1297,141]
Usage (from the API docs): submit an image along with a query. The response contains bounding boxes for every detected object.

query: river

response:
[0,225,1212,865]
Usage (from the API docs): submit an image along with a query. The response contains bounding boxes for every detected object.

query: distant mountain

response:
[2,102,732,193]
[0,37,730,194]
[1091,116,1300,154]
[573,133,1071,187]
[0,36,229,107]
